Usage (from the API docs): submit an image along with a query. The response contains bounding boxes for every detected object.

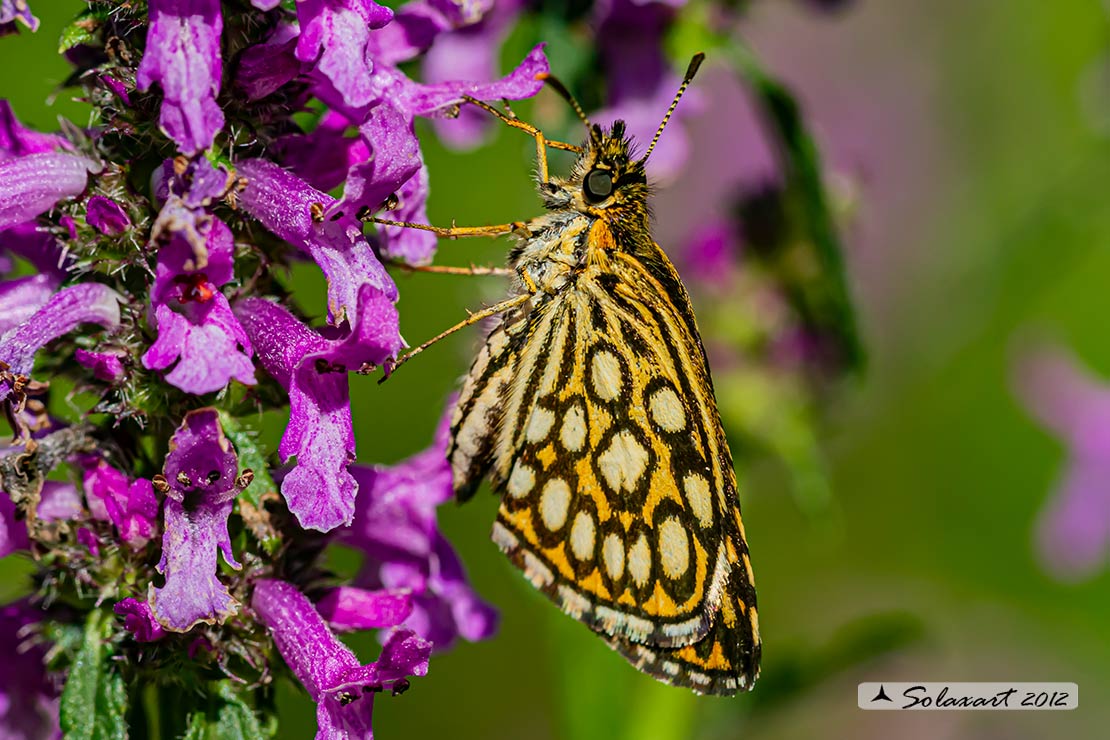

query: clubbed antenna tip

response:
[643,52,706,162]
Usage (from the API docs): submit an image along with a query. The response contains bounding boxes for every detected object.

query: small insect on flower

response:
[374,54,760,695]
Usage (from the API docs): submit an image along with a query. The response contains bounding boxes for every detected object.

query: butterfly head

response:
[541,121,647,214]
[537,53,705,221]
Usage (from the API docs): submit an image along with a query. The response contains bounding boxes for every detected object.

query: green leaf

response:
[57,7,111,54]
[218,411,281,554]
[181,682,270,740]
[59,610,128,740]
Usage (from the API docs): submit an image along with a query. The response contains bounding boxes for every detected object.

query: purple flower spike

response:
[345,409,499,650]
[0,282,122,402]
[1015,345,1110,581]
[237,158,397,324]
[136,0,225,154]
[0,101,68,157]
[252,579,431,740]
[86,195,131,235]
[82,459,160,548]
[114,598,166,642]
[150,409,243,631]
[295,0,395,109]
[0,152,94,230]
[0,601,59,740]
[75,348,126,383]
[316,586,413,633]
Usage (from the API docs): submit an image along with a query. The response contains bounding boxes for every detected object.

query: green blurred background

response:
[5,1,1110,738]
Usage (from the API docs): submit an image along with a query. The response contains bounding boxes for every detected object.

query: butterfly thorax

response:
[510,122,655,297]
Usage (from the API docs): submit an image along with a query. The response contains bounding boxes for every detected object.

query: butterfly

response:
[377,54,760,695]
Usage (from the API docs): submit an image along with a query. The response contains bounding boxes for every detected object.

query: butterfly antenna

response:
[536,71,592,129]
[643,52,705,162]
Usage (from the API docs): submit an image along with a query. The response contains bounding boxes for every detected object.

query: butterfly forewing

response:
[449,228,760,693]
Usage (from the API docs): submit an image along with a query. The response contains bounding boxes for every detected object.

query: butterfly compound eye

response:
[583,169,614,203]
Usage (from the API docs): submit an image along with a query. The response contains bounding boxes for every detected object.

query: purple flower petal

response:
[295,0,395,109]
[38,481,82,521]
[114,598,166,642]
[0,601,59,740]
[0,492,29,556]
[136,0,225,154]
[316,586,413,632]
[376,163,436,264]
[76,527,100,556]
[0,283,122,402]
[237,158,397,324]
[0,221,68,280]
[395,43,548,117]
[0,274,55,336]
[345,408,499,649]
[86,195,131,235]
[164,408,241,503]
[75,349,126,383]
[150,409,242,631]
[81,459,160,548]
[277,111,370,193]
[0,152,94,230]
[143,215,254,395]
[0,100,67,158]
[236,22,302,101]
[338,101,421,226]
[235,290,400,532]
[151,497,238,631]
[252,579,430,739]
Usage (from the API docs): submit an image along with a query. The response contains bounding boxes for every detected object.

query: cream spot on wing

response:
[561,404,587,452]
[525,406,556,443]
[506,462,535,499]
[628,534,651,586]
[570,511,596,561]
[597,430,649,492]
[649,386,686,432]
[590,350,623,401]
[540,478,571,531]
[683,473,713,529]
[658,517,690,578]
[602,533,625,580]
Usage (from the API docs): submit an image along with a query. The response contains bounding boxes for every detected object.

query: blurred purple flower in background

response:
[1015,344,1110,581]
[0,602,57,739]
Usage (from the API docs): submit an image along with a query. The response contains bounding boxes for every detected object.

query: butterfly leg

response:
[368,217,526,239]
[460,96,583,183]
[389,262,514,277]
[384,293,530,377]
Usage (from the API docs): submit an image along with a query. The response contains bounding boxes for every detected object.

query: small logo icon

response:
[871,685,893,703]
